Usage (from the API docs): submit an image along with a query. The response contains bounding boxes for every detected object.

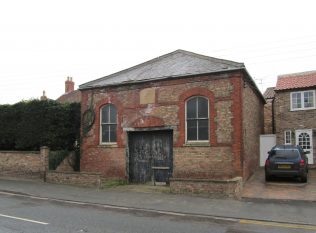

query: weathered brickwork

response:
[264,99,273,134]
[173,146,234,179]
[148,105,179,126]
[170,177,242,198]
[158,76,233,103]
[80,147,126,178]
[215,101,233,144]
[0,151,43,178]
[0,147,49,179]
[242,82,264,180]
[80,71,264,197]
[46,171,101,188]
[274,90,316,166]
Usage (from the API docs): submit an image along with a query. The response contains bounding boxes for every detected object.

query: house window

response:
[284,130,292,145]
[291,90,315,110]
[100,104,117,143]
[186,96,209,142]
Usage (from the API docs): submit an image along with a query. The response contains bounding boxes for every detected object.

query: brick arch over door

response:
[94,97,124,147]
[177,87,216,146]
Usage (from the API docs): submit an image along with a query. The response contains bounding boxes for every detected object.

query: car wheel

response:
[300,173,307,183]
[265,174,272,182]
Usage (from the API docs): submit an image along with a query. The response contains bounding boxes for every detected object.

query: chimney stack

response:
[40,90,47,101]
[65,76,75,93]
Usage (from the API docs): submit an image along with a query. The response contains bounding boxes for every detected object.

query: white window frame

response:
[290,90,316,111]
[185,96,209,143]
[284,130,292,145]
[100,104,117,145]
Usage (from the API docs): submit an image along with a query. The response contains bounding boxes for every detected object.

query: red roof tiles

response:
[275,70,316,91]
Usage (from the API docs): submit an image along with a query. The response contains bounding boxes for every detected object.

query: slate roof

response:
[263,87,275,99]
[79,50,246,89]
[275,70,316,91]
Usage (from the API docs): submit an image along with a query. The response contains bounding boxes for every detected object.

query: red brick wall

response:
[80,72,261,182]
[80,147,126,179]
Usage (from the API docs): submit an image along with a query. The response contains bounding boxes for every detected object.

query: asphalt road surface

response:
[0,194,315,233]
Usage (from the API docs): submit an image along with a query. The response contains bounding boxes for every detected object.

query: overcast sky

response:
[1,0,316,104]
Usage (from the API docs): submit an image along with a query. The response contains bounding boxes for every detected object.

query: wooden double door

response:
[128,130,173,183]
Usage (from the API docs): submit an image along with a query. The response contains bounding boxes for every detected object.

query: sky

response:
[1,0,316,104]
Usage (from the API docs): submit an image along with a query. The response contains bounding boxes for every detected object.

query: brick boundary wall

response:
[169,177,243,198]
[46,171,101,188]
[0,147,102,188]
[0,147,48,179]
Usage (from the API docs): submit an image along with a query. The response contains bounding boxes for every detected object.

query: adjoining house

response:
[79,49,264,197]
[274,70,316,166]
[263,87,275,134]
[57,77,81,103]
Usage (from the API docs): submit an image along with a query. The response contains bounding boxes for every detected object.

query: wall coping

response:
[170,177,242,183]
[47,171,102,176]
[0,150,40,154]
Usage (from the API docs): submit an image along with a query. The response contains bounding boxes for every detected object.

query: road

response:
[0,193,316,233]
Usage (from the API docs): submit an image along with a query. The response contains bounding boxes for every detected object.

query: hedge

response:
[0,99,80,151]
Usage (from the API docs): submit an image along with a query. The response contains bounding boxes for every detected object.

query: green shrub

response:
[0,99,80,151]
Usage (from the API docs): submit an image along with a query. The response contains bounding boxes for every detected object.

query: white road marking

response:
[0,213,49,225]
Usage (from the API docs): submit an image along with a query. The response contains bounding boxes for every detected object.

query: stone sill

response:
[183,142,210,147]
[290,108,316,112]
[98,143,118,148]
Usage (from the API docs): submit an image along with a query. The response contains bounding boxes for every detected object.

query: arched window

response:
[186,96,209,141]
[100,104,117,143]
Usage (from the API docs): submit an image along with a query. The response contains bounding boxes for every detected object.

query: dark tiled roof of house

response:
[79,49,245,89]
[275,70,316,91]
[263,87,275,99]
[56,90,81,104]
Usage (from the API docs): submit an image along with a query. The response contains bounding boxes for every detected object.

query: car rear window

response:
[270,149,299,159]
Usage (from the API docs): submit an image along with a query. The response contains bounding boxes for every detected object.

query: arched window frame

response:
[100,104,117,144]
[185,96,209,143]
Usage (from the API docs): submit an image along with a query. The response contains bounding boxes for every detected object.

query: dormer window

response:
[291,90,315,111]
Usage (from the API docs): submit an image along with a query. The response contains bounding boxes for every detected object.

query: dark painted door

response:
[128,130,173,183]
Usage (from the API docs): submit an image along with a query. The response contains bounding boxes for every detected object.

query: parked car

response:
[265,145,309,182]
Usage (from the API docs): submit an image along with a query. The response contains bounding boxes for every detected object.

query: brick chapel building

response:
[79,50,264,197]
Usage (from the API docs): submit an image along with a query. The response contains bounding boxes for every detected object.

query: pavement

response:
[242,168,316,202]
[1,172,316,226]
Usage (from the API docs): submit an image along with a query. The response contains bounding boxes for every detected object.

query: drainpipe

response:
[272,97,275,134]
